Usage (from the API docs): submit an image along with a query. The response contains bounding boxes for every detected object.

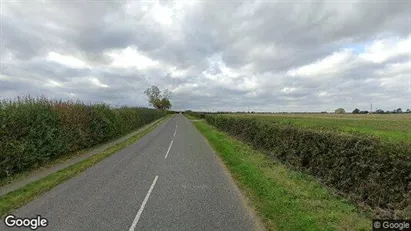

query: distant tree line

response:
[186,111,327,114]
[184,108,411,114]
[352,108,410,114]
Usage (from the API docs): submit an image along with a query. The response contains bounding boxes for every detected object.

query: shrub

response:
[186,111,206,119]
[0,96,166,179]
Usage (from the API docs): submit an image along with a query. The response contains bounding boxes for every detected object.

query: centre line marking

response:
[128,175,158,231]
[164,140,174,159]
[173,125,177,137]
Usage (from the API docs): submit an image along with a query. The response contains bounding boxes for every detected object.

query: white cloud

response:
[286,49,355,77]
[89,77,109,88]
[281,87,297,94]
[376,61,410,76]
[150,2,173,25]
[45,79,62,88]
[107,47,158,70]
[239,76,260,91]
[359,36,411,63]
[172,83,198,93]
[318,91,328,97]
[169,67,189,78]
[46,52,90,69]
[0,74,10,80]
[286,35,411,81]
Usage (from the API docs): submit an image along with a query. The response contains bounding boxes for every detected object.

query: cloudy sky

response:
[1,0,410,112]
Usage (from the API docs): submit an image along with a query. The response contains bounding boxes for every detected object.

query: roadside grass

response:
[0,115,170,217]
[193,120,371,231]
[184,114,200,120]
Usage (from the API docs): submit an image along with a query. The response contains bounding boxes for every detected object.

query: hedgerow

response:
[0,96,166,180]
[204,114,411,218]
[185,111,206,119]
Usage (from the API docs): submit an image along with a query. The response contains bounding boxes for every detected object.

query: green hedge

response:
[0,96,166,179]
[205,115,411,218]
[185,111,206,119]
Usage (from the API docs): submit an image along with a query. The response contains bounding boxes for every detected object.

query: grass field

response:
[229,113,411,143]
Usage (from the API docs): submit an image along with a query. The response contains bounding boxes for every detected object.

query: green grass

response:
[184,114,198,120]
[231,114,411,143]
[193,119,371,231]
[0,115,170,217]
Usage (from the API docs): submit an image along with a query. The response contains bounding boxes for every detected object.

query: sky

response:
[1,0,410,112]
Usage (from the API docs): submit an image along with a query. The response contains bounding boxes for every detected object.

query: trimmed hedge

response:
[204,115,411,218]
[0,96,166,179]
[185,111,206,119]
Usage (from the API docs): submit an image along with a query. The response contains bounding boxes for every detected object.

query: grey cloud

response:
[214,0,410,72]
[1,0,410,112]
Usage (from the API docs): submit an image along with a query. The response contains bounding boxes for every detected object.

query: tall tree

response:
[335,108,345,114]
[144,85,172,110]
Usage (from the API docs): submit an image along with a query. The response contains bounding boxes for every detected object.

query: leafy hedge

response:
[185,111,206,119]
[0,96,166,179]
[204,115,411,218]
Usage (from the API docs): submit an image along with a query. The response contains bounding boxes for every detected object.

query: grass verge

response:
[0,115,171,217]
[193,119,371,231]
[184,114,198,120]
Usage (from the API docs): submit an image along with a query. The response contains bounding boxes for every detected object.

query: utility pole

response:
[370,103,372,113]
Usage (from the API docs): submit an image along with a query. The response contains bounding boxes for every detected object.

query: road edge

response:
[187,117,267,231]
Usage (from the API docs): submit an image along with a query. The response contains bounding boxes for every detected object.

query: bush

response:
[185,111,206,119]
[205,115,411,218]
[0,96,166,179]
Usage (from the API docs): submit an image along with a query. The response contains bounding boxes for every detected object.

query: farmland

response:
[228,113,411,143]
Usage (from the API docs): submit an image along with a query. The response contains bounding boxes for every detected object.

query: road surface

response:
[1,114,262,231]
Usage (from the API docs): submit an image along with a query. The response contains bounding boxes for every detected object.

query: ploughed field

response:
[229,113,411,143]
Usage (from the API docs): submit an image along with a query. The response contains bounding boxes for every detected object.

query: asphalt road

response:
[1,114,262,231]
